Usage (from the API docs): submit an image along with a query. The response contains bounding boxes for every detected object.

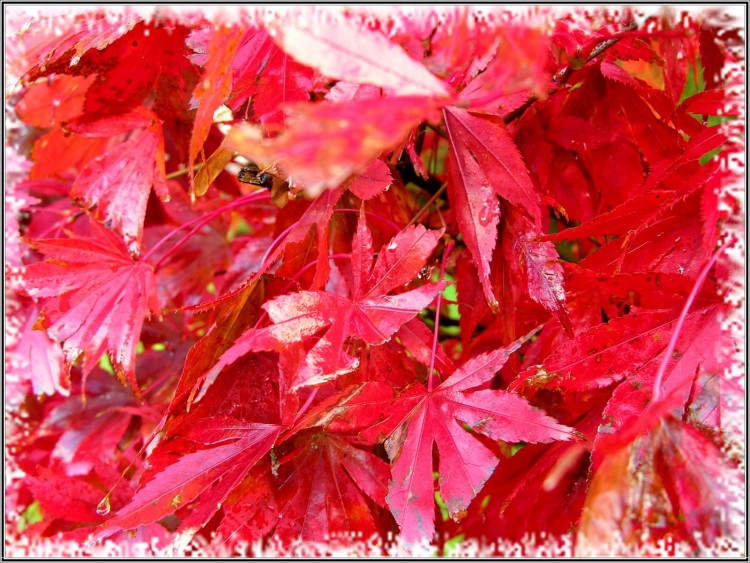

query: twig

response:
[503,21,639,125]
[165,162,204,180]
[406,183,448,228]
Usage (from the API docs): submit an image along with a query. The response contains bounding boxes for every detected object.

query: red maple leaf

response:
[382,336,575,548]
[5,8,743,558]
[264,8,450,98]
[19,219,161,395]
[66,106,169,252]
[188,24,244,180]
[578,417,743,557]
[195,212,444,397]
[229,95,441,196]
[92,418,280,543]
[226,28,315,128]
[444,106,543,307]
[6,300,67,396]
[267,432,390,547]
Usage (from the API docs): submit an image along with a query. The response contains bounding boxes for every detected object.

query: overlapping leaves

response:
[6,6,742,558]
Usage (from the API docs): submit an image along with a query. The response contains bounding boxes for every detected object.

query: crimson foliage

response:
[5,6,745,558]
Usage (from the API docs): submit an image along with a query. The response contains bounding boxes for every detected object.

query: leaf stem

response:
[35,209,85,239]
[259,221,298,272]
[425,122,448,139]
[294,388,319,424]
[427,240,455,393]
[407,182,447,228]
[333,208,401,232]
[651,238,733,402]
[288,253,352,286]
[165,162,204,180]
[143,190,270,268]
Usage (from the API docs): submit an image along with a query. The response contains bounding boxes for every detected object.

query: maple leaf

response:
[19,219,161,395]
[267,432,390,547]
[170,278,267,403]
[347,159,393,200]
[577,417,743,557]
[513,308,684,393]
[444,107,542,225]
[22,18,200,160]
[543,190,678,243]
[445,126,500,308]
[27,125,110,182]
[564,267,701,319]
[421,7,501,84]
[680,88,742,117]
[501,205,572,334]
[42,361,163,473]
[592,302,727,462]
[395,318,457,377]
[514,108,597,225]
[27,467,109,526]
[65,106,169,253]
[461,413,601,544]
[228,95,441,196]
[6,301,67,397]
[383,337,575,548]
[208,469,279,549]
[226,28,315,128]
[20,12,140,84]
[5,7,744,558]
[444,107,543,308]
[578,191,712,279]
[189,23,244,181]
[599,60,676,124]
[459,24,552,106]
[15,75,95,128]
[264,8,450,98]
[92,418,280,543]
[194,214,444,398]
[267,219,444,386]
[75,21,197,122]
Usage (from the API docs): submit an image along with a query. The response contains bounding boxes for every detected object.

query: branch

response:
[503,20,638,125]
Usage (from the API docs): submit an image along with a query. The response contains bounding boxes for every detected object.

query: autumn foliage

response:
[4,6,746,557]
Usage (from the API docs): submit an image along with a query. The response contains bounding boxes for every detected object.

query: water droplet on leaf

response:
[96,496,111,516]
[387,241,398,251]
[478,202,493,226]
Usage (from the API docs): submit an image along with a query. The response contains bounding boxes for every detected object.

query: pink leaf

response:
[70,110,168,253]
[20,220,161,395]
[445,124,501,308]
[384,337,574,549]
[266,9,450,97]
